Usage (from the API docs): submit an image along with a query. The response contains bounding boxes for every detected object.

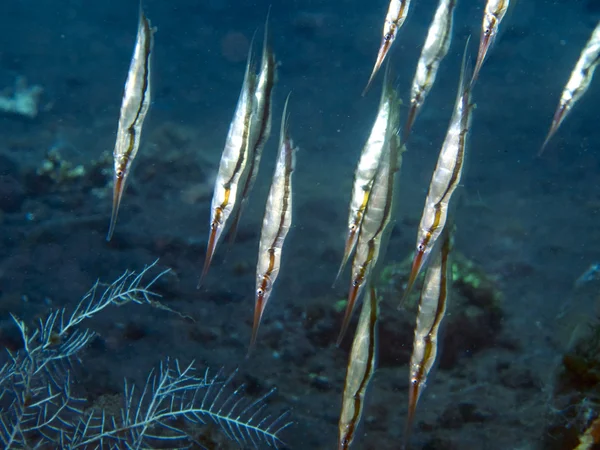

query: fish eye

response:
[417,243,424,252]
[350,224,357,231]
[384,33,393,42]
[484,28,491,36]
[116,169,124,178]
[257,288,264,296]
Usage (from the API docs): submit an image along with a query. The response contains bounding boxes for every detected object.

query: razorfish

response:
[338,286,379,450]
[250,95,296,352]
[107,5,155,241]
[336,70,400,285]
[540,20,600,155]
[472,0,513,83]
[363,0,412,95]
[404,0,457,142]
[338,135,402,346]
[405,227,452,447]
[228,16,277,242]
[400,41,473,307]
[199,47,257,286]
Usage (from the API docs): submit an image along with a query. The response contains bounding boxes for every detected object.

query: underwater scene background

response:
[1,0,600,448]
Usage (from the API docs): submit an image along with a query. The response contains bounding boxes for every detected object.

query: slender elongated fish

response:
[400,41,473,307]
[404,0,457,142]
[338,136,402,345]
[336,71,399,285]
[251,95,296,352]
[405,227,452,447]
[540,21,600,155]
[338,286,379,450]
[363,0,411,95]
[228,17,277,243]
[472,0,512,83]
[199,49,257,286]
[107,5,155,241]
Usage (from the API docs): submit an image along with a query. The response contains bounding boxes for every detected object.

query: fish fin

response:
[280,92,292,145]
[457,36,473,98]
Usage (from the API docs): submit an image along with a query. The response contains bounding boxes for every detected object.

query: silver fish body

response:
[336,74,400,284]
[404,0,456,141]
[338,286,379,450]
[405,228,452,446]
[401,42,473,306]
[107,7,155,241]
[541,21,600,154]
[251,95,296,351]
[338,136,402,345]
[229,19,277,242]
[200,50,257,284]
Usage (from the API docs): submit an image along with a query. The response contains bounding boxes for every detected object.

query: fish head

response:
[113,154,132,200]
[255,273,274,310]
[480,13,498,56]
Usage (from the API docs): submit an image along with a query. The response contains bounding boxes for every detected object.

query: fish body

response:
[540,21,600,154]
[400,42,473,307]
[363,0,411,94]
[338,286,379,450]
[405,228,452,446]
[107,6,155,241]
[200,50,257,285]
[472,0,511,82]
[229,18,277,242]
[404,0,456,141]
[251,96,296,351]
[336,73,400,284]
[338,135,402,345]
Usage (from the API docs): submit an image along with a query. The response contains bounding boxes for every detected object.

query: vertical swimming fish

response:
[228,16,277,243]
[405,227,452,447]
[251,95,296,352]
[338,286,379,450]
[107,5,155,241]
[199,48,257,286]
[540,21,600,155]
[338,136,402,345]
[400,41,473,307]
[363,0,411,95]
[472,0,512,83]
[404,0,457,142]
[336,71,399,285]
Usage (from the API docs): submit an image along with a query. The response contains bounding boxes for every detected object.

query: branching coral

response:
[0,261,290,449]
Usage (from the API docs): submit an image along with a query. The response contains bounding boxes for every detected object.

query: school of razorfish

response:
[103,1,600,448]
